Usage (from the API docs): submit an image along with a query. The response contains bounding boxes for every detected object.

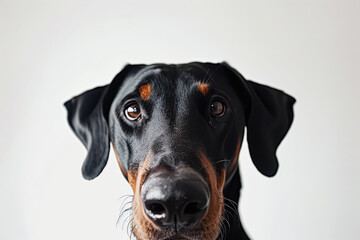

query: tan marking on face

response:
[198,151,226,239]
[228,138,242,175]
[198,82,210,96]
[128,152,162,239]
[127,169,137,194]
[217,168,226,191]
[111,143,128,179]
[139,83,152,101]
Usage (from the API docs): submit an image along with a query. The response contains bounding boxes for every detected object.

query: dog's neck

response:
[219,168,250,240]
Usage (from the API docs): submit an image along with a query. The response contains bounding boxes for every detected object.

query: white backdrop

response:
[1,0,359,239]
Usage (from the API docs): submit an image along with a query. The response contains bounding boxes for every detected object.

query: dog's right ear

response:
[64,85,109,180]
[64,64,145,180]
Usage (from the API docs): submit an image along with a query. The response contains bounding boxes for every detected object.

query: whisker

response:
[215,159,231,165]
[223,198,239,212]
[223,197,238,206]
[117,207,132,225]
[118,194,134,201]
[127,218,134,239]
[122,212,133,230]
[219,214,229,240]
[118,195,134,209]
[222,214,231,230]
[219,216,225,240]
[116,194,134,237]
[119,201,132,216]
[223,203,237,216]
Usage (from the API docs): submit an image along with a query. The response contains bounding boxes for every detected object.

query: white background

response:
[1,0,359,239]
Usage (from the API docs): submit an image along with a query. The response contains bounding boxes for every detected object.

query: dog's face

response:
[109,63,245,239]
[65,62,295,240]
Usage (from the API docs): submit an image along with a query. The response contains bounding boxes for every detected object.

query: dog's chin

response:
[131,220,220,240]
[132,225,220,240]
[161,234,198,240]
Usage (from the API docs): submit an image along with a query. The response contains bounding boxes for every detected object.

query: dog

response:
[65,62,295,240]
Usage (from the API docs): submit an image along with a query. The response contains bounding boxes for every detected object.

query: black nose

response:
[141,171,210,231]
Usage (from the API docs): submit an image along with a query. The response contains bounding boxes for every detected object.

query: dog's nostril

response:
[183,202,202,215]
[146,202,166,215]
[144,201,167,220]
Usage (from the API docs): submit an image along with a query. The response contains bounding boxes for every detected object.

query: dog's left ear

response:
[222,62,296,177]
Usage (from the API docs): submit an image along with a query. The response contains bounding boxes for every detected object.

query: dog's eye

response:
[210,100,226,117]
[125,103,142,121]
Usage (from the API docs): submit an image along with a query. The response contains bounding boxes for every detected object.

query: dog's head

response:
[65,62,295,240]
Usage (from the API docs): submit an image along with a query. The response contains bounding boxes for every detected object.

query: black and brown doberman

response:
[65,62,295,240]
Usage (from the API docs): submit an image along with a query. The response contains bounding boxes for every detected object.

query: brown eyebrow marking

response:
[198,82,210,96]
[139,84,152,101]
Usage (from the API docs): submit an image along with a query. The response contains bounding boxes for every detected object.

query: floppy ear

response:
[64,86,110,180]
[64,64,146,180]
[222,62,296,177]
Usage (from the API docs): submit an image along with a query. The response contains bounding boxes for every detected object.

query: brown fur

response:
[198,82,210,96]
[128,152,163,240]
[198,151,225,239]
[139,84,152,101]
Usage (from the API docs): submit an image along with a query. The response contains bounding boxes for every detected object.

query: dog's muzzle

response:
[141,170,210,231]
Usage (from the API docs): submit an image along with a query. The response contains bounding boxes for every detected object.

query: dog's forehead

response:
[137,64,213,86]
[120,63,223,98]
